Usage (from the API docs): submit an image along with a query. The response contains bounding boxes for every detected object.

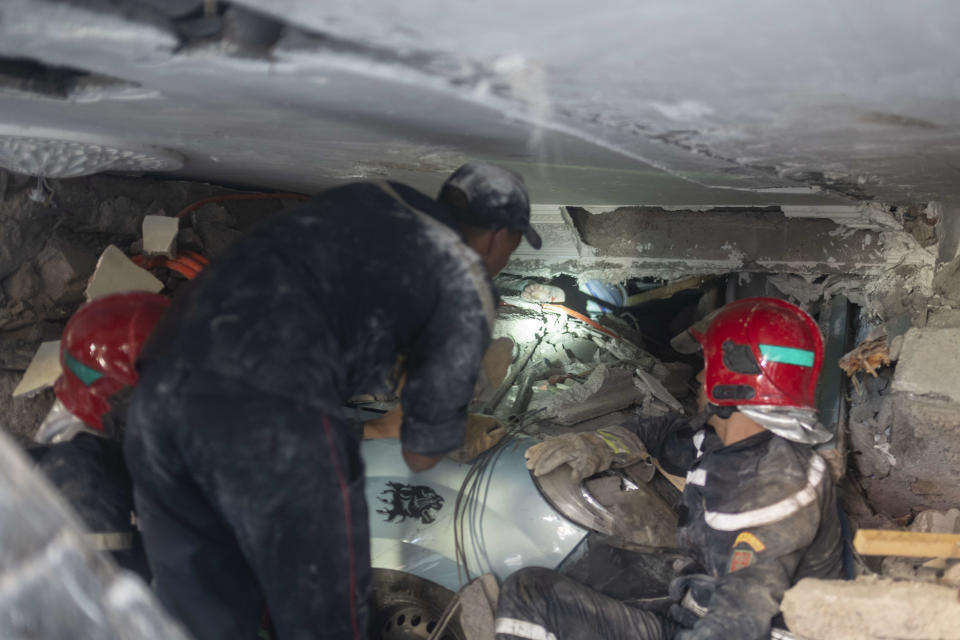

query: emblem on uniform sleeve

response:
[733,531,766,553]
[728,549,755,573]
[376,481,444,524]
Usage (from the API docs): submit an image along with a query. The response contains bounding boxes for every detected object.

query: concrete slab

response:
[781,576,960,640]
[893,328,960,405]
[84,245,163,301]
[141,215,179,257]
[508,205,935,287]
[12,340,60,397]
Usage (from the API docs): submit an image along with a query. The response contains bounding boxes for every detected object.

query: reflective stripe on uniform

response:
[686,468,708,486]
[87,531,134,551]
[494,618,558,640]
[693,430,706,459]
[704,454,826,531]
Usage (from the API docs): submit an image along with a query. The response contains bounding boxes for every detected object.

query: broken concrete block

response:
[141,215,179,257]
[635,368,683,412]
[535,365,645,426]
[867,327,960,513]
[894,328,960,404]
[12,340,60,397]
[85,245,163,301]
[943,562,960,587]
[91,196,143,236]
[2,261,40,302]
[193,203,242,259]
[781,576,960,640]
[35,234,98,305]
[910,508,960,534]
[651,361,693,399]
[927,308,960,329]
[0,371,55,446]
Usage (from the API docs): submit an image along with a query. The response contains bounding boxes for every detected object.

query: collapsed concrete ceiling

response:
[0,0,957,210]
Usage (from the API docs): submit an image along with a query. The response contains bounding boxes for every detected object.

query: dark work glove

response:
[667,574,717,629]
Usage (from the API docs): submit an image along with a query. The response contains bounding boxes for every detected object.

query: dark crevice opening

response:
[0,56,138,100]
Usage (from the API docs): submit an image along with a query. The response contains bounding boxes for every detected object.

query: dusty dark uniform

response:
[496,414,843,640]
[29,434,150,581]
[124,182,495,640]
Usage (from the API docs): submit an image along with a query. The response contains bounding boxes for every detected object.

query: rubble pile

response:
[485,300,692,435]
[0,171,294,443]
[2,170,960,639]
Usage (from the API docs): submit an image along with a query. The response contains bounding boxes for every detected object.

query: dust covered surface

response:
[0,170,296,442]
[781,576,960,640]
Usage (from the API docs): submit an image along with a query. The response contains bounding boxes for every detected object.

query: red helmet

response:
[54,292,169,430]
[677,297,823,409]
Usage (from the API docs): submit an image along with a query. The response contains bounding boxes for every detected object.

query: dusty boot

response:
[458,574,500,640]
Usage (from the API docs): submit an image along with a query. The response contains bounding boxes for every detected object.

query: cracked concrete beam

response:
[509,204,930,283]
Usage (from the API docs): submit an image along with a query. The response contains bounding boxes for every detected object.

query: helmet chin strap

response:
[689,403,735,430]
[707,403,735,420]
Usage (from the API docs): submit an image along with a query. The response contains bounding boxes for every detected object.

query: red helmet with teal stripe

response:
[689,297,823,409]
[55,292,169,430]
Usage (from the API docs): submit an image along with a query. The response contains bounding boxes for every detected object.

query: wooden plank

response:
[854,529,960,558]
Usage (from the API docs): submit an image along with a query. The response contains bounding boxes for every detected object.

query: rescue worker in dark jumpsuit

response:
[122,164,541,640]
[498,297,843,640]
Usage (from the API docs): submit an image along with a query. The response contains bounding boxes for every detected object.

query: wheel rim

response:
[369,569,465,640]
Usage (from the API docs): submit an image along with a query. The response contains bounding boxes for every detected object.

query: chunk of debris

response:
[192,203,242,259]
[911,508,960,534]
[85,245,163,300]
[635,368,683,412]
[879,510,960,582]
[35,234,98,305]
[781,576,960,640]
[2,261,41,303]
[142,215,179,257]
[12,340,60,397]
[535,365,645,426]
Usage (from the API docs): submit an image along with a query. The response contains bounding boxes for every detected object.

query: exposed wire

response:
[426,594,462,640]
[541,304,619,338]
[452,408,544,587]
[131,253,207,280]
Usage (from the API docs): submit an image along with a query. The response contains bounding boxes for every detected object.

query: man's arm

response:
[401,449,443,472]
[398,285,491,470]
[624,413,699,475]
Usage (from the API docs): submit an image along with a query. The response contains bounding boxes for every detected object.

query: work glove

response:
[668,574,717,629]
[524,426,648,482]
[447,414,507,463]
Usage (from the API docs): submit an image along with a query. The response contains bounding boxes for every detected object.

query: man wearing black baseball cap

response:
[124,161,538,640]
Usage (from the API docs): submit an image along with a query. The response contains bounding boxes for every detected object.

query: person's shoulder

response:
[704,437,819,514]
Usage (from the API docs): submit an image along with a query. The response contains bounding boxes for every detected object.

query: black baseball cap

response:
[439,163,542,249]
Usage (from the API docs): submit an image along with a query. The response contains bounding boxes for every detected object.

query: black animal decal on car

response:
[376,481,444,524]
